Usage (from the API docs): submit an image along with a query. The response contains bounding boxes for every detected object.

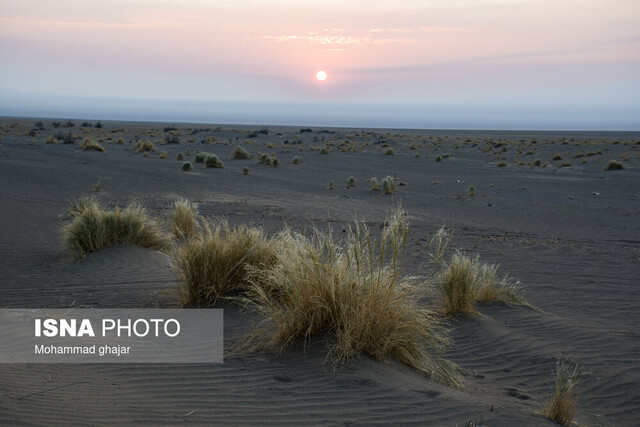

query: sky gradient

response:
[1,0,639,130]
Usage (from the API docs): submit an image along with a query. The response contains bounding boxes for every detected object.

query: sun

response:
[316,70,328,81]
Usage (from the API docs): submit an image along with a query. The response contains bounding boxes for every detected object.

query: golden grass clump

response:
[438,252,526,316]
[544,358,583,426]
[62,197,171,260]
[169,198,199,239]
[135,140,156,153]
[80,138,105,152]
[246,208,460,387]
[172,219,278,307]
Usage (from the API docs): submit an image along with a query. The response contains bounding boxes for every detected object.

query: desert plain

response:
[0,117,639,425]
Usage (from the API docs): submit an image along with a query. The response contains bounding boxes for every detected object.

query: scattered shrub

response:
[246,208,460,387]
[496,162,507,167]
[165,135,180,144]
[544,358,583,426]
[384,148,395,155]
[320,147,330,154]
[177,153,184,161]
[328,180,335,190]
[169,198,199,239]
[468,185,476,197]
[435,155,442,163]
[347,176,356,187]
[63,119,75,128]
[560,161,571,167]
[603,160,624,171]
[382,176,396,195]
[205,154,224,168]
[369,177,380,191]
[172,219,277,306]
[80,138,105,152]
[45,135,57,144]
[291,156,302,164]
[552,154,563,161]
[94,121,103,129]
[438,252,526,316]
[533,159,543,166]
[182,161,192,171]
[159,151,168,159]
[62,197,170,260]
[135,140,156,153]
[243,166,250,175]
[232,146,251,159]
[114,137,125,144]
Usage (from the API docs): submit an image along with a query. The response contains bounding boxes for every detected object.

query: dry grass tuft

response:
[171,219,277,306]
[169,198,200,239]
[544,358,583,426]
[135,140,156,153]
[80,138,105,152]
[232,146,251,159]
[438,252,526,316]
[603,160,624,171]
[62,197,170,260]
[245,208,460,387]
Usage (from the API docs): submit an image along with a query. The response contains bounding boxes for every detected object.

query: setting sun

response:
[316,70,328,81]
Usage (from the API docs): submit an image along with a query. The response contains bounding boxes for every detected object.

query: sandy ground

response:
[0,118,639,425]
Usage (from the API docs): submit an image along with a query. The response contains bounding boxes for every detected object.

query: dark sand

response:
[1,118,639,425]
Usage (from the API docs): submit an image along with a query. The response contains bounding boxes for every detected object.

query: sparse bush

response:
[552,154,563,161]
[80,138,105,152]
[560,161,571,167]
[291,156,302,164]
[328,180,335,190]
[81,122,91,128]
[243,166,250,175]
[45,135,57,144]
[544,358,583,426]
[382,176,396,195]
[272,157,279,167]
[435,155,442,163]
[177,153,184,161]
[246,208,460,386]
[384,148,395,155]
[159,151,168,159]
[320,147,330,154]
[94,121,102,129]
[114,137,125,144]
[496,162,507,167]
[369,177,380,191]
[232,146,251,159]
[63,119,75,128]
[205,153,224,168]
[62,197,170,260]
[51,121,61,128]
[163,125,177,132]
[165,135,180,144]
[182,161,192,171]
[468,185,476,197]
[172,219,277,306]
[169,198,199,239]
[347,176,356,187]
[533,159,543,166]
[135,140,156,153]
[603,160,624,171]
[438,252,525,316]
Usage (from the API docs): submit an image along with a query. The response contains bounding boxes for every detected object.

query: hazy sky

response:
[1,0,639,130]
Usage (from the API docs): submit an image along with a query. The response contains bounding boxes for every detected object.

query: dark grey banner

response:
[0,309,223,363]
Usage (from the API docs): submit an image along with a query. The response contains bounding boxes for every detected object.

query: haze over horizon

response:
[1,0,639,130]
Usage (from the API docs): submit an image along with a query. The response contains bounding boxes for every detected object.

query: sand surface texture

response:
[1,119,639,425]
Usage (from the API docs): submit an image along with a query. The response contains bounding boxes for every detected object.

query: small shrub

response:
[246,209,460,387]
[63,119,75,128]
[552,154,563,161]
[291,156,302,164]
[272,157,279,167]
[177,153,184,161]
[171,219,277,306]
[369,177,380,191]
[384,148,395,155]
[169,198,199,239]
[51,121,61,128]
[438,252,526,316]
[468,185,476,197]
[382,176,396,194]
[94,122,103,129]
[559,161,571,167]
[135,140,156,152]
[45,135,57,144]
[114,137,125,144]
[496,162,507,167]
[320,147,330,154]
[80,138,105,152]
[328,180,335,190]
[232,146,251,159]
[62,198,170,260]
[205,154,224,168]
[603,160,624,171]
[533,159,543,166]
[435,155,442,163]
[182,161,192,171]
[544,358,583,426]
[347,176,356,187]
[159,151,168,159]
[165,135,180,144]
[195,152,207,163]
[243,166,250,175]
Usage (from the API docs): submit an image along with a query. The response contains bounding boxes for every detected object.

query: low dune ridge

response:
[0,118,639,425]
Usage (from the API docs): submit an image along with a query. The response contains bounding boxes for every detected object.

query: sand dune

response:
[0,118,638,425]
